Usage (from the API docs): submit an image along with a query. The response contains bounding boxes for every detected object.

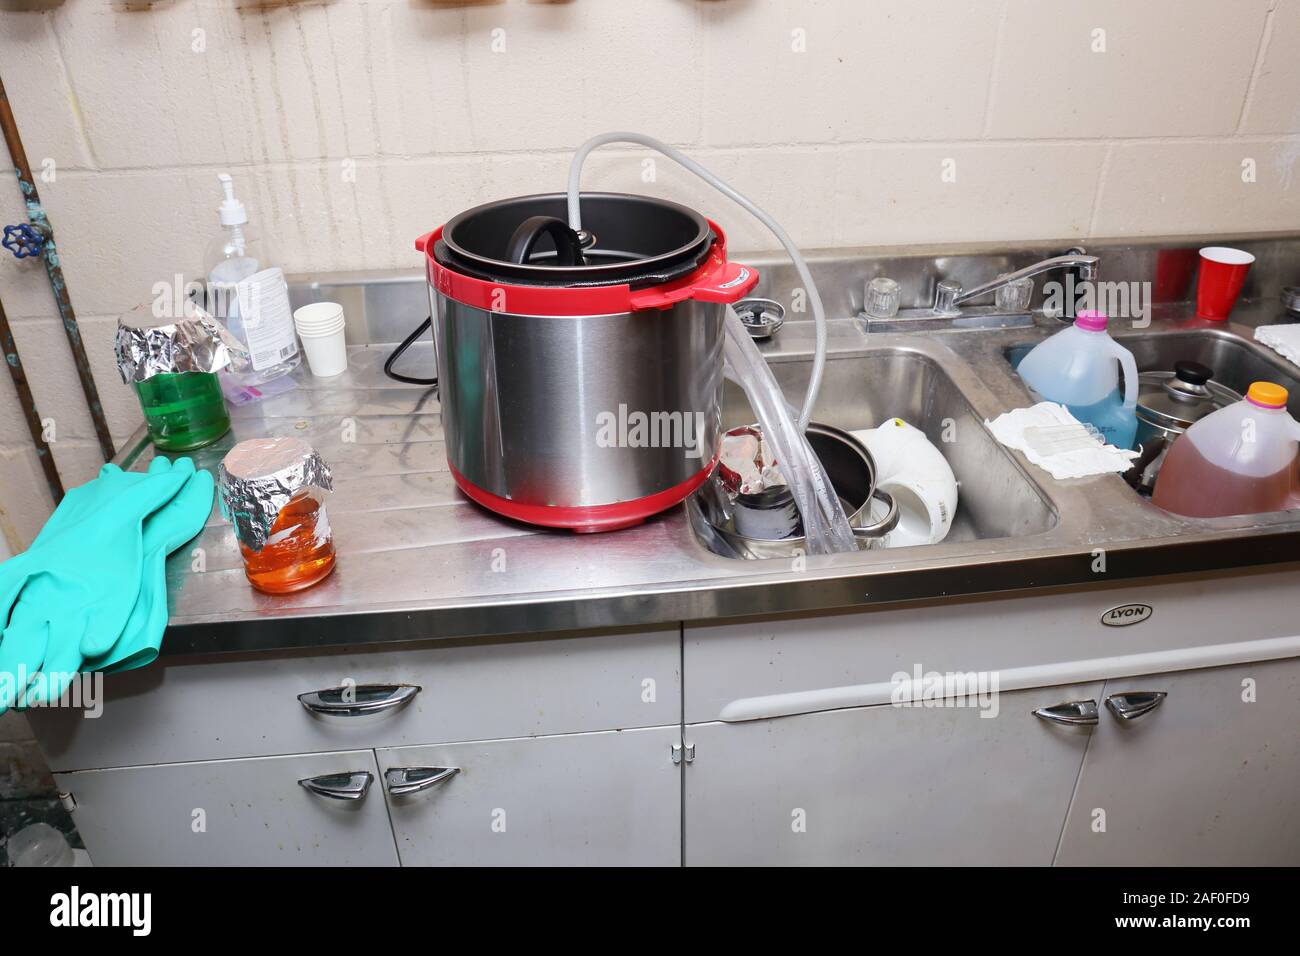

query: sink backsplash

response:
[743,234,1300,319]
[288,233,1300,346]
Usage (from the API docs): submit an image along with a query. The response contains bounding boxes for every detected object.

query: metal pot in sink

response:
[687,422,899,560]
[415,192,758,533]
[1129,360,1242,492]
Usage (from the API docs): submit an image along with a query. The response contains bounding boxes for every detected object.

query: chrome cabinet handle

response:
[298,771,374,801]
[298,684,420,717]
[1032,699,1099,726]
[384,766,459,796]
[1105,691,1167,721]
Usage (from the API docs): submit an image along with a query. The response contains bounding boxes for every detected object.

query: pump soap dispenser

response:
[205,173,300,387]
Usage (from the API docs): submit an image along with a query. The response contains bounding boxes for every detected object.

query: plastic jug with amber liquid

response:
[1152,382,1300,518]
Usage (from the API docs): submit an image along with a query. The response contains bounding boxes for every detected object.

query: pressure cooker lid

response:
[435,192,713,288]
[1136,360,1242,431]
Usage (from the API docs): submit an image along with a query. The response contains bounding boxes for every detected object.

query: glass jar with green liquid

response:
[116,303,240,451]
[132,370,230,450]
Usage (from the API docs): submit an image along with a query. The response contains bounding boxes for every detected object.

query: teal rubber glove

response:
[0,462,160,622]
[0,462,190,712]
[29,463,162,547]
[84,458,214,677]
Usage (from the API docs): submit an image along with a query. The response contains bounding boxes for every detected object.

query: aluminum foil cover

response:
[115,301,245,383]
[218,437,334,552]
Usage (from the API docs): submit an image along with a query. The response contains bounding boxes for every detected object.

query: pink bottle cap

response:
[1074,310,1109,332]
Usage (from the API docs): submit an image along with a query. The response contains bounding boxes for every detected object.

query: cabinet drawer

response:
[31,626,678,771]
[378,725,680,866]
[686,566,1300,723]
[56,750,397,866]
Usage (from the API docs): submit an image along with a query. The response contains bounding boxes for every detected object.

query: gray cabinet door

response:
[56,750,398,867]
[684,682,1102,866]
[1056,657,1300,865]
[378,726,680,866]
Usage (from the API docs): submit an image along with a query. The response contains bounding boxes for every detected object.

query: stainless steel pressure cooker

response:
[416,193,758,532]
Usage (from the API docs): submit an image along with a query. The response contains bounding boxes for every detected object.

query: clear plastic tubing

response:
[723,306,857,554]
[565,132,828,432]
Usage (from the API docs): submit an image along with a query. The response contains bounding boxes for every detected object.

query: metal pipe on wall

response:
[0,72,115,462]
[0,290,64,504]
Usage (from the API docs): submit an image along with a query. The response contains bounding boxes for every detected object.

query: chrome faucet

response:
[932,252,1099,315]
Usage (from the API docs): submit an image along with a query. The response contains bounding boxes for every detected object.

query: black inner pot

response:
[435,192,714,288]
[733,425,874,523]
[805,426,874,514]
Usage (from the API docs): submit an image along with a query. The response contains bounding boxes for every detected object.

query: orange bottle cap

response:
[1246,382,1288,408]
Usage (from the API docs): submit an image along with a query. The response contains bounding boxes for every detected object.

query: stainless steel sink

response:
[694,346,1057,557]
[1119,329,1300,414]
[1007,327,1300,414]
[694,316,1300,563]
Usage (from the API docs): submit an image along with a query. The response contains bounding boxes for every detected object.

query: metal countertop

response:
[122,301,1300,657]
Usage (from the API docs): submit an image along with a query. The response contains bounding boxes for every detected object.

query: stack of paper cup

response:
[293,302,347,377]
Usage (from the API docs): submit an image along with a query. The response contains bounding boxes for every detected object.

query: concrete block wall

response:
[1,0,1298,548]
[0,710,46,797]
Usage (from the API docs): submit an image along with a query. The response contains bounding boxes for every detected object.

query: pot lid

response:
[1136,360,1242,431]
[435,192,713,288]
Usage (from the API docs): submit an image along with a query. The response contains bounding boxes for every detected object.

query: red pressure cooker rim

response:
[417,220,760,315]
[449,456,719,533]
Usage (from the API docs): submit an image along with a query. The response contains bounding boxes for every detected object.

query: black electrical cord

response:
[383,315,438,386]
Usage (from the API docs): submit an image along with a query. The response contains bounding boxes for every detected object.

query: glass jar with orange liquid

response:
[217,437,336,593]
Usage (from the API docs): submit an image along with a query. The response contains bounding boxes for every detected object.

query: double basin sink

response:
[696,317,1300,558]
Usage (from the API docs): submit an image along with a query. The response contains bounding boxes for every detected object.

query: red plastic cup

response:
[1153,247,1198,303]
[1195,246,1254,320]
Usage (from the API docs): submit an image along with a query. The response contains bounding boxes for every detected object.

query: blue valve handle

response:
[2,223,45,259]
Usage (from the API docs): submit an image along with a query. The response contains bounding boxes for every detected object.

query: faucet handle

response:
[864,277,901,318]
[995,275,1034,312]
[933,279,962,315]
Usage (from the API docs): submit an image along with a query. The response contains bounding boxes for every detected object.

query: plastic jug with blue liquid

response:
[1016,310,1139,449]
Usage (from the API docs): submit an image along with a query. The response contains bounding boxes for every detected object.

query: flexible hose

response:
[723,305,857,554]
[566,132,827,431]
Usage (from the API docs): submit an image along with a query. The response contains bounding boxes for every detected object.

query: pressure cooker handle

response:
[629,260,760,310]
[505,216,585,267]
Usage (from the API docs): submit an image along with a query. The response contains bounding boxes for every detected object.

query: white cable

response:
[566,132,827,431]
